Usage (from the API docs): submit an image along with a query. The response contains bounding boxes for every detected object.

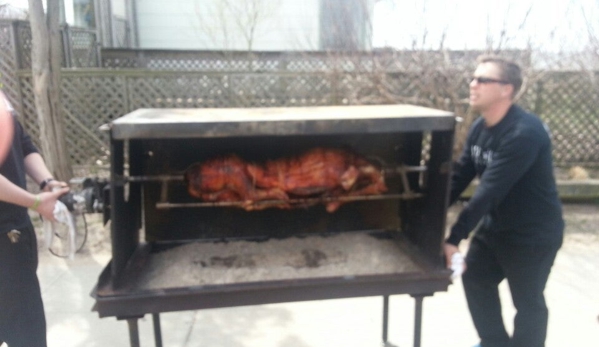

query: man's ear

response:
[502,84,514,98]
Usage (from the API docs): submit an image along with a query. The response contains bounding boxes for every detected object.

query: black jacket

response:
[0,116,39,234]
[447,104,564,246]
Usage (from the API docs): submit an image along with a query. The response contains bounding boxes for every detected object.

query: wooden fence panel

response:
[2,38,597,167]
[0,21,23,115]
[12,69,597,167]
[526,72,599,165]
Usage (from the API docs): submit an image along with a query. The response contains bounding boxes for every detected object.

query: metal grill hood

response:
[109,104,455,139]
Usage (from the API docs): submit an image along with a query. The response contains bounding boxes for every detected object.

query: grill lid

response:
[109,104,455,139]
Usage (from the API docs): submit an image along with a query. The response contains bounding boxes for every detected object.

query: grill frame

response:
[91,104,456,347]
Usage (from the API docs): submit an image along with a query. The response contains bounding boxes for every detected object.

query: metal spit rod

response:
[120,165,428,183]
[118,164,427,209]
[155,192,424,209]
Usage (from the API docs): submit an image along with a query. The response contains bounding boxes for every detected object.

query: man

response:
[0,90,69,347]
[444,56,564,347]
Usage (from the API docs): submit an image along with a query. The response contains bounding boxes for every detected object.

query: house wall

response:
[320,0,374,51]
[135,0,320,50]
[112,0,126,18]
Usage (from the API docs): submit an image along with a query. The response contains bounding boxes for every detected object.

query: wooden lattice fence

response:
[9,67,597,168]
[0,20,24,115]
[528,72,599,165]
[0,20,99,71]
[1,29,597,168]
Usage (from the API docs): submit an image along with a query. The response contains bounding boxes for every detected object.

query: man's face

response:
[469,62,513,112]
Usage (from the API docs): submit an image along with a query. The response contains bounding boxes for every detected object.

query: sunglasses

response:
[471,76,510,85]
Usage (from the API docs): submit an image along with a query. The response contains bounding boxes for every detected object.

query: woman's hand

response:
[35,187,70,222]
[43,179,69,192]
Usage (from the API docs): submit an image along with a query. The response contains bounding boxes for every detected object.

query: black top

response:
[447,104,564,246]
[0,116,39,234]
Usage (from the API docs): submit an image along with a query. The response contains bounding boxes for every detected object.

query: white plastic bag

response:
[450,252,465,280]
[43,200,77,260]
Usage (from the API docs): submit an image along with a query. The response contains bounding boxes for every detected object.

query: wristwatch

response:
[39,178,55,190]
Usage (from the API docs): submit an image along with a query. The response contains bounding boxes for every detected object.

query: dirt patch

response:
[555,166,599,180]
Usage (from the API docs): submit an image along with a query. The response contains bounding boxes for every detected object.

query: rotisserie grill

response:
[91,104,456,347]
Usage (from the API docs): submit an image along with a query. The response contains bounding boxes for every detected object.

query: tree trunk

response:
[28,0,72,181]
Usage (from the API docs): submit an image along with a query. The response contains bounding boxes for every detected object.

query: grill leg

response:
[126,318,141,347]
[411,295,427,347]
[382,295,390,343]
[152,313,163,347]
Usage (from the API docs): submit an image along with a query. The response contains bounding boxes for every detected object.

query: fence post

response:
[95,31,102,67]
[62,24,73,67]
[332,69,342,105]
[11,21,22,70]
[138,50,147,68]
[533,79,544,116]
[280,54,289,107]
[124,74,131,114]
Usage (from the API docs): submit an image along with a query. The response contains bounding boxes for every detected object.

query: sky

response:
[2,0,26,8]
[4,0,598,53]
[372,0,598,52]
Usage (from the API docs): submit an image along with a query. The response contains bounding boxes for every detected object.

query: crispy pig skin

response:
[185,148,387,212]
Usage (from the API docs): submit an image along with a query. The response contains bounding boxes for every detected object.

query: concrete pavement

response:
[36,203,599,347]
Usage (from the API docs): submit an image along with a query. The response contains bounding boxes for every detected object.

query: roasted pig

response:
[184,148,387,212]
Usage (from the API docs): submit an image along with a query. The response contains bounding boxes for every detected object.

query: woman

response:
[0,91,14,164]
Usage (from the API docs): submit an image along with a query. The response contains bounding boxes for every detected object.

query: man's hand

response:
[443,242,460,269]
